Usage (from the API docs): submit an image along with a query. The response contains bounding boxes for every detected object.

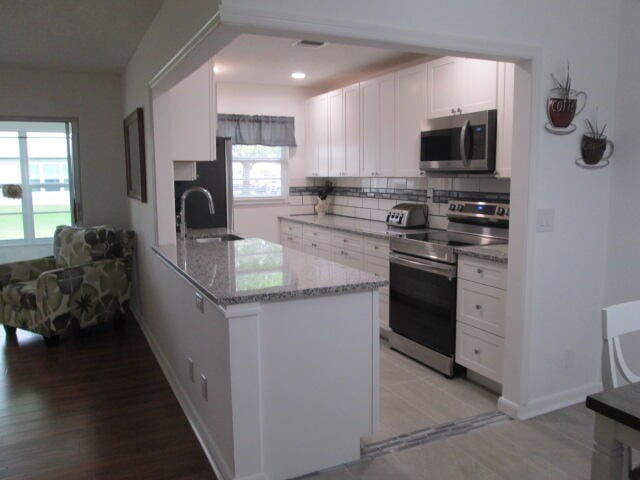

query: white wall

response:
[0,67,128,261]
[605,0,640,369]
[217,81,315,241]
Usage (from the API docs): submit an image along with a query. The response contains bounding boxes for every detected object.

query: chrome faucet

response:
[180,186,215,240]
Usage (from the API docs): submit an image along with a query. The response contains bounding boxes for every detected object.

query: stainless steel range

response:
[388,200,509,377]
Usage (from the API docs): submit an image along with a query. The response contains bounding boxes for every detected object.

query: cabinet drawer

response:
[303,225,332,244]
[456,323,503,383]
[280,221,302,238]
[363,255,389,279]
[332,231,364,252]
[302,237,332,258]
[457,279,505,337]
[332,246,364,269]
[281,233,303,251]
[363,238,389,259]
[458,255,507,289]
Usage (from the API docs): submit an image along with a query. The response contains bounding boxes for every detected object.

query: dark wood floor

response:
[0,320,217,480]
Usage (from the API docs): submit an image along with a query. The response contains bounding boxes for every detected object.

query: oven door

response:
[389,252,457,359]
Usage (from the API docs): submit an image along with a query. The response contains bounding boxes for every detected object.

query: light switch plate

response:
[195,292,204,313]
[536,208,555,233]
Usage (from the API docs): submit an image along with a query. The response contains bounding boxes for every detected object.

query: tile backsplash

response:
[288,176,510,229]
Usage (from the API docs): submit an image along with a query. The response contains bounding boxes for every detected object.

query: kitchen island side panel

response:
[258,291,378,479]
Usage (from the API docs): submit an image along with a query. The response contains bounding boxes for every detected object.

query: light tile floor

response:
[366,340,499,444]
[304,404,595,480]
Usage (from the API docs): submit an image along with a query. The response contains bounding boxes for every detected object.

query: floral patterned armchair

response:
[0,225,136,345]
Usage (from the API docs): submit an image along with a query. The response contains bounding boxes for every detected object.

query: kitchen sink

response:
[195,234,243,243]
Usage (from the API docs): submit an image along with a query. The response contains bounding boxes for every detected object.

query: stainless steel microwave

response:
[420,109,497,173]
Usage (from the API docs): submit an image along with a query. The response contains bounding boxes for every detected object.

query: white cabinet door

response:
[360,78,380,177]
[305,98,317,177]
[344,83,360,177]
[378,73,396,177]
[395,64,427,177]
[360,73,395,177]
[305,94,328,177]
[170,59,216,161]
[316,94,329,177]
[462,58,498,114]
[328,89,346,177]
[496,62,514,178]
[427,57,465,119]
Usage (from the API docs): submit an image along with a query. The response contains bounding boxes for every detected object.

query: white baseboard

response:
[498,381,602,420]
[131,307,246,480]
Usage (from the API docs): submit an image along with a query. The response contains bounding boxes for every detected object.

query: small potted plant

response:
[548,64,587,128]
[2,184,22,199]
[581,119,614,165]
[315,181,333,216]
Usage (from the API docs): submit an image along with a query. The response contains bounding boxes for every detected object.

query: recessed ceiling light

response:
[291,72,306,80]
[213,65,220,73]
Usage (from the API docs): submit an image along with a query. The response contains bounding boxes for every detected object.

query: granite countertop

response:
[278,214,430,240]
[454,244,509,264]
[153,236,387,307]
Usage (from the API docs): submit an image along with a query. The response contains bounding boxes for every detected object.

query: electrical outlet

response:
[195,292,204,313]
[536,208,555,233]
[188,358,194,382]
[200,374,208,400]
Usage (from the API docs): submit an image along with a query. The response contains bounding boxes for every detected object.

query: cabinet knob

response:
[474,348,480,355]
[457,107,462,113]
[451,108,456,114]
[477,268,483,274]
[475,304,482,310]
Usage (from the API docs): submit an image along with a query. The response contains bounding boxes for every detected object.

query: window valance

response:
[217,114,297,147]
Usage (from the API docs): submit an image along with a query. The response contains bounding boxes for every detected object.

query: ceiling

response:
[213,34,427,89]
[0,0,164,72]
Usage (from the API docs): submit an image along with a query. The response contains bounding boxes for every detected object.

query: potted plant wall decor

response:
[546,64,587,134]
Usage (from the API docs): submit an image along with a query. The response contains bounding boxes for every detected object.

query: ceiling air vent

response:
[293,39,327,49]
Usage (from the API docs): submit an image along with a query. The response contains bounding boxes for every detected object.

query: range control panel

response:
[447,201,510,221]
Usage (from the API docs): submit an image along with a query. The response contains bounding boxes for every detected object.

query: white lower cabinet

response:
[455,255,507,384]
[279,219,390,335]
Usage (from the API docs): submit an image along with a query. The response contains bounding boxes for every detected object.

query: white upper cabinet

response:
[378,73,396,177]
[305,93,329,177]
[496,62,515,178]
[360,78,379,177]
[328,89,346,176]
[427,57,497,119]
[343,84,360,177]
[427,57,465,119]
[360,72,396,177]
[395,64,427,177]
[462,58,499,113]
[169,59,216,161]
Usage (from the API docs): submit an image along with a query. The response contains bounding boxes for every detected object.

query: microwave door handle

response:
[460,119,471,166]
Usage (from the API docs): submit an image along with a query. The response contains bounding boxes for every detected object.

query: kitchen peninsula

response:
[152,234,386,480]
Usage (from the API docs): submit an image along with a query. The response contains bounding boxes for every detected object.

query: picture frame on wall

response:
[124,107,147,202]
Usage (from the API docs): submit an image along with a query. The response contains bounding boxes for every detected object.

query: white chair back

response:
[602,301,640,390]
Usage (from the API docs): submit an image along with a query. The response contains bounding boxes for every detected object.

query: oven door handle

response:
[460,119,471,167]
[389,252,457,280]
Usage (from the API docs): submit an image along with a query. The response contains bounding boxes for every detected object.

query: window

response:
[232,144,288,202]
[0,120,77,243]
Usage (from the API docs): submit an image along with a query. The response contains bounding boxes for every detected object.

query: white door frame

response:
[148,5,545,419]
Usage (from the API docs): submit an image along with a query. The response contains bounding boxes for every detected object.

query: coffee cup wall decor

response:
[576,119,614,169]
[545,64,587,135]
